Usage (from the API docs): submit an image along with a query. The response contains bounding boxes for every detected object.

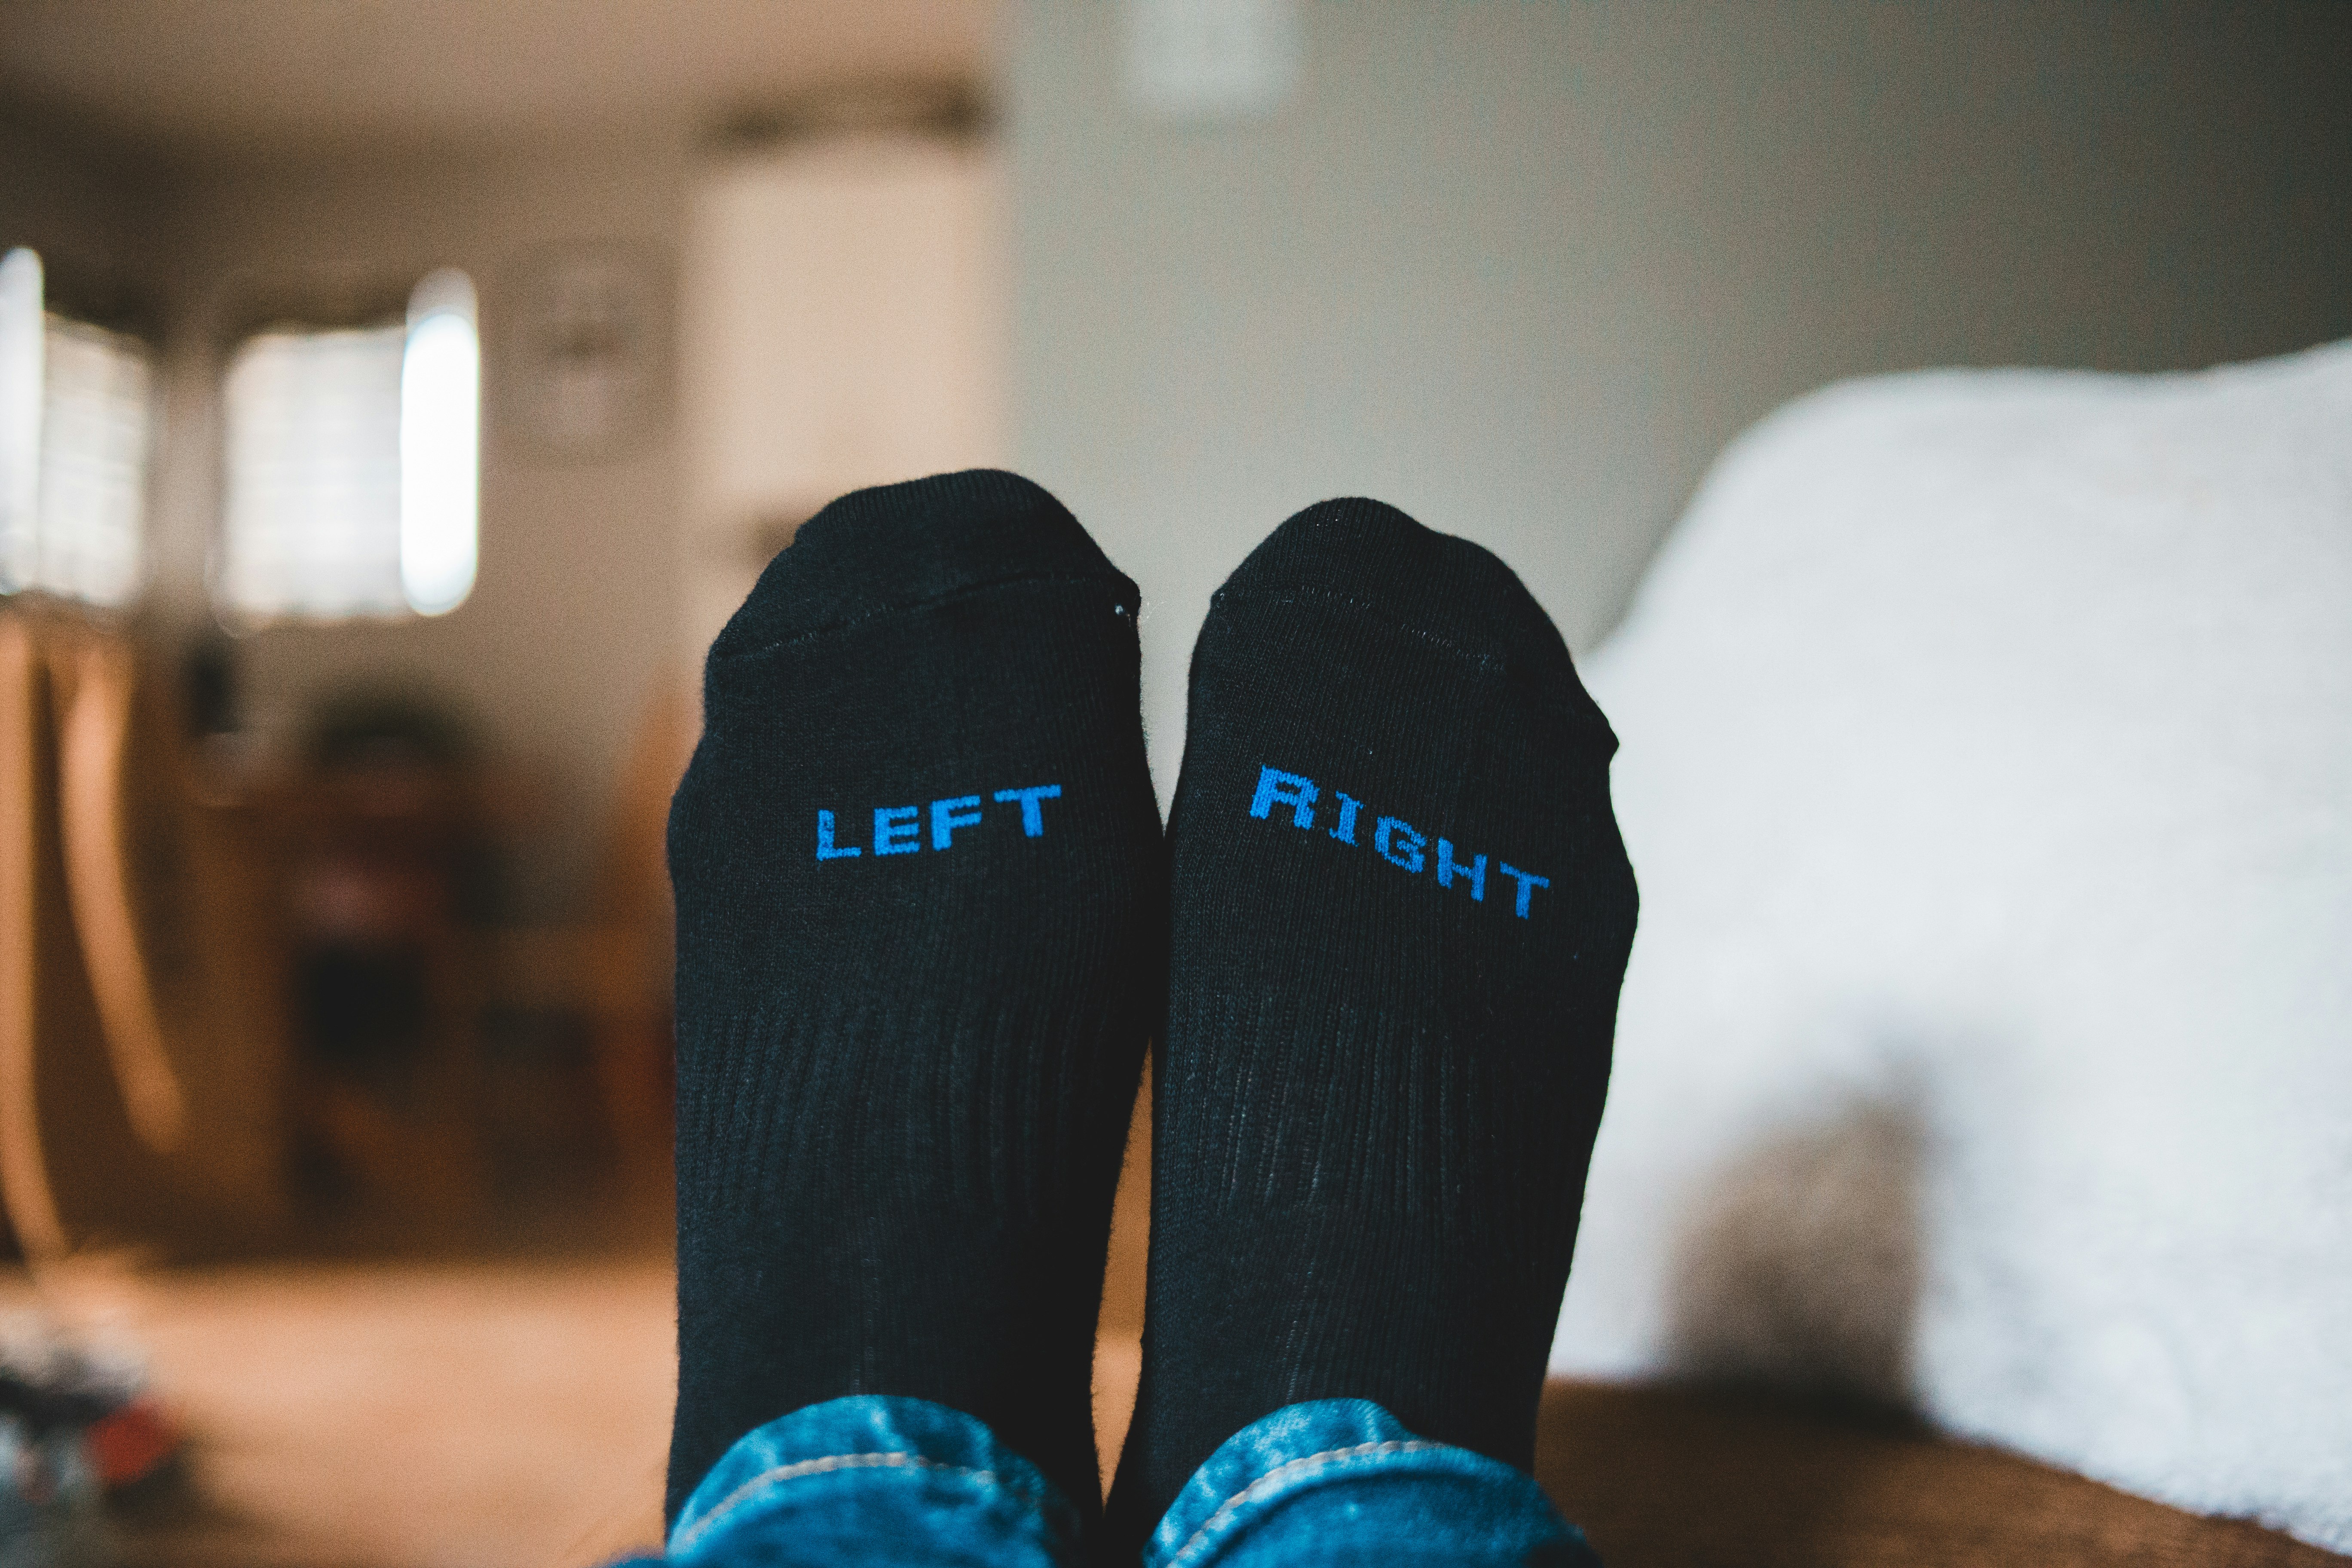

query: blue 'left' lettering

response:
[931,795,983,850]
[873,806,922,855]
[815,810,861,860]
[992,784,1063,837]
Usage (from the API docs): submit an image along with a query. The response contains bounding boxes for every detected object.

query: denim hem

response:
[1145,1399,1592,1568]
[1166,1437,1446,1563]
[667,1393,1083,1567]
[676,1450,1029,1556]
[658,1393,1591,1568]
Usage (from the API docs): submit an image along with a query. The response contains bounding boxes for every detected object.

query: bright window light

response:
[0,248,40,586]
[220,268,478,621]
[400,269,478,616]
[0,246,153,608]
[221,323,406,618]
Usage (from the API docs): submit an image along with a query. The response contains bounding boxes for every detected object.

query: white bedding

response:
[1550,340,2352,1551]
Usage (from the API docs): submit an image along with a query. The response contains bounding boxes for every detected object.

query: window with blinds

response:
[218,269,478,622]
[0,246,155,609]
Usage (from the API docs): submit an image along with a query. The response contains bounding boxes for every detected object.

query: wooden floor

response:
[15,1252,677,1568]
[6,1254,2340,1568]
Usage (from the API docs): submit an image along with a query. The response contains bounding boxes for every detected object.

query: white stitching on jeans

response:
[672,1452,1000,1555]
[1167,1440,1444,1567]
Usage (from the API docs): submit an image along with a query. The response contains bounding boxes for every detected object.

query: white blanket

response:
[1550,340,2352,1552]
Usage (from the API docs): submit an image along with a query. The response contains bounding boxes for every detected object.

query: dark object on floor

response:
[0,1316,182,1507]
[1533,1379,2346,1568]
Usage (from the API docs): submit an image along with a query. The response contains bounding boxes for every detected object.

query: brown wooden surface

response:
[0,1249,2331,1568]
[0,610,296,1259]
[1534,1379,2344,1568]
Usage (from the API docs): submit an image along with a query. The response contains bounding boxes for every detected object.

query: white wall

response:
[147,132,692,914]
[678,132,1008,666]
[1009,0,2352,798]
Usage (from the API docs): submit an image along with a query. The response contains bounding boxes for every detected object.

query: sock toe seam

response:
[1210,585,1505,672]
[715,571,1134,663]
[1207,587,1611,733]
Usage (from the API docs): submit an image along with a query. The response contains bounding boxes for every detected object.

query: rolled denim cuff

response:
[1147,1399,1596,1568]
[668,1394,1082,1568]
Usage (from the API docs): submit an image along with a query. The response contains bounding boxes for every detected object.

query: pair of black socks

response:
[665,470,1638,1559]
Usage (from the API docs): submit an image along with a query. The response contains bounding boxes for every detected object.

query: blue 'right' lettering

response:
[1374,816,1426,873]
[1250,767,1317,829]
[1498,862,1550,918]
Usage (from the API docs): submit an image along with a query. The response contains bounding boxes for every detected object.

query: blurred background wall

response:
[149,137,694,914]
[2,0,995,914]
[6,0,2351,872]
[1011,0,2352,793]
[0,121,147,292]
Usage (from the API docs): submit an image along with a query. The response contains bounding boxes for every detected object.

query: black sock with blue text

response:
[665,470,1163,1528]
[1102,498,1638,1556]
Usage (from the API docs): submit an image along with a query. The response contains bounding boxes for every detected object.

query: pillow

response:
[1551,341,2352,1553]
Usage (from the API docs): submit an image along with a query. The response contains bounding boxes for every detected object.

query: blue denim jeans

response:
[632,1394,1597,1568]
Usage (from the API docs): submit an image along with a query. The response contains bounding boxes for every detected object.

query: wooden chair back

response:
[0,608,291,1261]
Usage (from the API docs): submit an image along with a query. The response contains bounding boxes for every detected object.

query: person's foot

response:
[1103,499,1638,1553]
[665,470,1164,1526]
